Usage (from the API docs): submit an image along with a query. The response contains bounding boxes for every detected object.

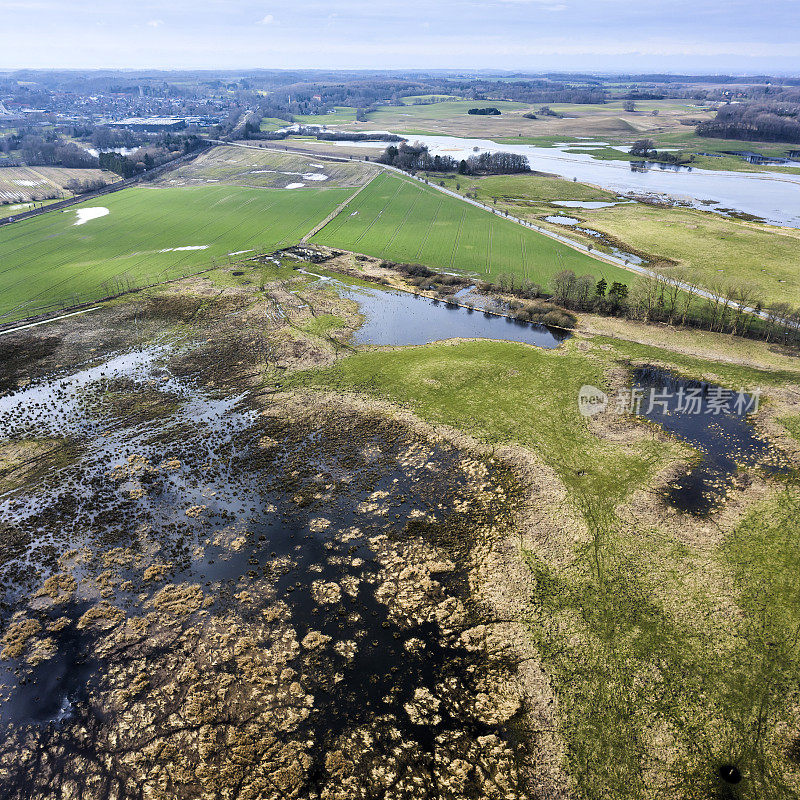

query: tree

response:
[630,139,655,157]
[608,282,629,309]
[551,270,579,307]
[595,278,607,298]
[623,100,637,113]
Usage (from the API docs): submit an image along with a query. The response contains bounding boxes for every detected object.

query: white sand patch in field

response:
[302,173,328,181]
[11,179,43,187]
[74,207,110,226]
[228,249,254,256]
[285,183,305,189]
[158,245,209,253]
[309,163,324,168]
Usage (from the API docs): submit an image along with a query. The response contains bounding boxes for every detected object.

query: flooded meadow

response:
[0,282,540,800]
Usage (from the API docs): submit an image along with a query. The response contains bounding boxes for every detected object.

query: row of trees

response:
[542,268,800,345]
[378,143,530,175]
[0,133,98,168]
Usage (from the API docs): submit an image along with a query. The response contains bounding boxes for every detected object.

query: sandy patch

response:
[11,179,42,187]
[285,183,305,189]
[228,249,255,256]
[74,207,110,226]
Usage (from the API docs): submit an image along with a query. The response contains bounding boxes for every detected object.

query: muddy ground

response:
[0,263,564,800]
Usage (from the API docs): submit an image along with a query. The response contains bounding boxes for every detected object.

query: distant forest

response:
[697,102,800,144]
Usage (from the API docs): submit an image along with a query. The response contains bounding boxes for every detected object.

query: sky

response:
[1,0,799,74]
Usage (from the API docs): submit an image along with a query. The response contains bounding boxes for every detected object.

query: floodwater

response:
[552,200,629,209]
[335,134,800,227]
[341,282,571,347]
[543,215,582,225]
[633,366,781,514]
[0,344,526,796]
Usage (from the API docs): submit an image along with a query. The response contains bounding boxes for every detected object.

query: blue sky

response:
[1,0,799,73]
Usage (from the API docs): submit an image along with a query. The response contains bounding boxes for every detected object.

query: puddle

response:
[73,208,109,226]
[633,366,781,514]
[552,200,628,209]
[543,215,582,225]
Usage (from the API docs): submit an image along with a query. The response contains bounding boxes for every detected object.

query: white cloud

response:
[146,19,164,27]
[258,13,276,24]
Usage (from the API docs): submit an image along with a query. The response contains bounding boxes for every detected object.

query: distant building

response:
[108,116,186,131]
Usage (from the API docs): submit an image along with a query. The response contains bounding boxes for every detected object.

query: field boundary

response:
[301,173,378,242]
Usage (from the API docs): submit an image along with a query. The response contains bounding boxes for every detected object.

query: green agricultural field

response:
[293,106,359,125]
[0,184,350,321]
[0,198,62,220]
[431,171,618,205]
[313,171,631,287]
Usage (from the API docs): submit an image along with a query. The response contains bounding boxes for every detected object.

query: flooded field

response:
[335,134,800,227]
[0,324,536,798]
[633,366,782,514]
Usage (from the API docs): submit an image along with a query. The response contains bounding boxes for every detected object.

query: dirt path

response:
[301,174,378,241]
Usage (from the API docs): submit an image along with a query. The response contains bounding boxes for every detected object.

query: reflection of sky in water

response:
[335,135,800,227]
[346,285,571,348]
[633,366,780,514]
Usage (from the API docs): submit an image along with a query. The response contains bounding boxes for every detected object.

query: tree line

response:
[377,143,529,175]
[697,102,800,144]
[540,268,800,346]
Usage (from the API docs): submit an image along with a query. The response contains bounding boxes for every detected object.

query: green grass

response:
[287,329,800,798]
[596,335,800,387]
[583,203,800,306]
[312,172,632,288]
[293,106,358,125]
[289,338,668,502]
[430,172,617,204]
[0,184,350,321]
[0,199,62,220]
[259,117,291,131]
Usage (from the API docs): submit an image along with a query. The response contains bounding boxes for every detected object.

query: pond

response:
[632,366,782,515]
[344,284,571,348]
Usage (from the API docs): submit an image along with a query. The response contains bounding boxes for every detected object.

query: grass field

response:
[0,184,350,321]
[158,145,377,189]
[0,166,118,203]
[312,171,631,287]
[293,106,359,126]
[581,203,800,306]
[0,198,63,220]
